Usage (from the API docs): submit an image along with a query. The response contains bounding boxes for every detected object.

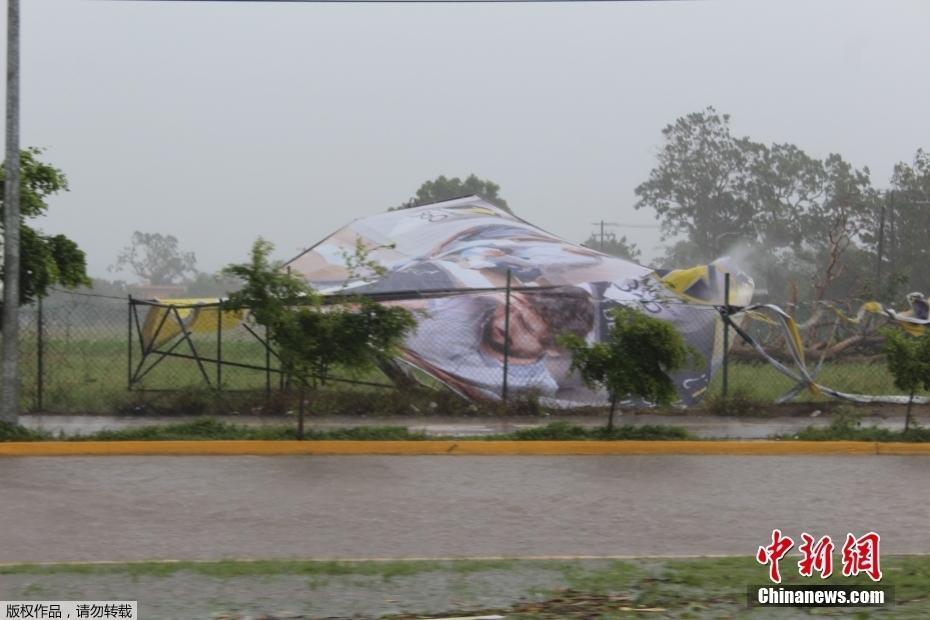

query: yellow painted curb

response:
[1,439,926,457]
[876,442,930,455]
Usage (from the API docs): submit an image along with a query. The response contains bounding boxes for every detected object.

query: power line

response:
[588,220,658,251]
[119,0,682,4]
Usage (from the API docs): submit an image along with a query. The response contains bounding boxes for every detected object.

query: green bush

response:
[305,426,427,440]
[883,326,930,431]
[79,418,290,441]
[504,421,691,441]
[74,418,428,441]
[0,421,50,442]
[784,411,930,442]
[561,306,700,430]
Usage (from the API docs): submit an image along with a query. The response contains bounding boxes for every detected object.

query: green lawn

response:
[17,334,390,413]
[9,326,925,414]
[1,556,925,618]
[703,360,928,403]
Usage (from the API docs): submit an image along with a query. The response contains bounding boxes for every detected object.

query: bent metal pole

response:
[1,0,21,424]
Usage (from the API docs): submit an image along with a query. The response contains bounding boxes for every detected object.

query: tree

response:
[560,306,698,431]
[394,174,511,213]
[581,233,642,262]
[0,147,89,308]
[883,149,930,294]
[223,238,417,437]
[882,326,930,432]
[636,107,877,300]
[634,107,757,262]
[184,271,243,297]
[113,231,197,285]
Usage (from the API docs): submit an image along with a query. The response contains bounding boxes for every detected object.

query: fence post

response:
[502,269,511,403]
[875,203,886,297]
[281,266,291,395]
[722,272,730,399]
[36,295,44,411]
[888,191,897,278]
[127,295,132,390]
[216,299,222,392]
[265,325,272,398]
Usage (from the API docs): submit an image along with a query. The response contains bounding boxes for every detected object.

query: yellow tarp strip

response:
[141,298,247,350]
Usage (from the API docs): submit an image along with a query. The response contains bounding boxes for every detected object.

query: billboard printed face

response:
[287,196,752,407]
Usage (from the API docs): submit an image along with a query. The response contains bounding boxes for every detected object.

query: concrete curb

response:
[1,439,929,456]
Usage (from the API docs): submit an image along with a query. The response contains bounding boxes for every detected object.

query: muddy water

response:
[1,455,928,563]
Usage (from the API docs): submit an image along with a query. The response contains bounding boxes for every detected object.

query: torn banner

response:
[286,195,754,406]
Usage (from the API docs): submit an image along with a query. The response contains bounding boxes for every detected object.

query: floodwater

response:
[1,455,928,563]
[19,411,927,439]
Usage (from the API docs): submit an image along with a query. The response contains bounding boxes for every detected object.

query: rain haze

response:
[4,0,930,278]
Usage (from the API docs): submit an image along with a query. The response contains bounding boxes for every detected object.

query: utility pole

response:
[501,269,511,403]
[875,203,885,297]
[593,220,615,251]
[588,221,658,252]
[1,0,21,424]
[888,191,896,282]
[589,221,620,251]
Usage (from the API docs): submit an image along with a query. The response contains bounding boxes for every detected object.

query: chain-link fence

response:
[706,299,929,403]
[2,290,925,414]
[19,292,128,413]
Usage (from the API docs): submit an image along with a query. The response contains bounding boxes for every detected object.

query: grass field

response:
[12,334,925,414]
[1,556,925,618]
[702,360,929,403]
[17,332,392,413]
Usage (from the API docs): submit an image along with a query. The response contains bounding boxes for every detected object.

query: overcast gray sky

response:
[4,0,929,280]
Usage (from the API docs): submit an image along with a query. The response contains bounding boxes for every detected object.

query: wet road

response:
[1,455,928,563]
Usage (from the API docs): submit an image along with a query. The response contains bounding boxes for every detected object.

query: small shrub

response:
[785,410,930,442]
[561,306,701,431]
[79,418,281,441]
[882,326,930,431]
[73,418,428,441]
[504,421,691,441]
[593,424,691,440]
[303,426,427,440]
[507,421,591,440]
[224,238,417,439]
[0,421,50,442]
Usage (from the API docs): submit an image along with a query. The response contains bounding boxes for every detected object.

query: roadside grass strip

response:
[5,419,930,456]
[2,556,929,618]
